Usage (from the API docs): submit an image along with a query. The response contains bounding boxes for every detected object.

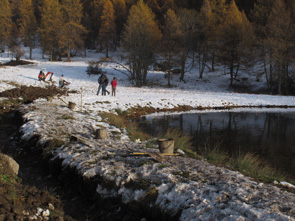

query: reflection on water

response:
[144,109,295,177]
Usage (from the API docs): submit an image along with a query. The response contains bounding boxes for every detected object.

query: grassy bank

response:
[98,108,294,186]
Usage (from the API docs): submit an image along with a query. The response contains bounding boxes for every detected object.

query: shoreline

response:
[18,97,295,220]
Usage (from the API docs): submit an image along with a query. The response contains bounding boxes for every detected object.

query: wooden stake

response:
[80,87,83,112]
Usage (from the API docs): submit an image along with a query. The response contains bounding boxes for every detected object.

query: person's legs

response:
[97,84,101,95]
[112,87,116,96]
[102,84,106,95]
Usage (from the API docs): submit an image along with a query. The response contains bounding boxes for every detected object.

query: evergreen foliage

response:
[122,0,161,86]
[0,0,12,50]
[39,0,63,61]
[18,0,38,59]
[99,0,116,58]
[60,0,86,61]
[3,0,295,94]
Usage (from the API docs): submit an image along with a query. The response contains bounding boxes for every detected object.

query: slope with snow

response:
[1,49,295,220]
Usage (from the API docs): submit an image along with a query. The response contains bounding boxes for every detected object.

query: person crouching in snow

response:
[59,75,64,88]
[111,77,117,96]
[59,75,70,88]
[38,69,45,81]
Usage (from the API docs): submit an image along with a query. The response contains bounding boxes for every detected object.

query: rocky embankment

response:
[19,97,295,220]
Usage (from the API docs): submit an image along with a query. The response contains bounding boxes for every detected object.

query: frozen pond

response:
[144,108,295,178]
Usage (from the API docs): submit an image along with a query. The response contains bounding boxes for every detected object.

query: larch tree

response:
[208,0,227,72]
[60,0,86,61]
[90,0,106,48]
[39,0,63,61]
[0,0,12,51]
[162,9,181,86]
[122,0,162,85]
[197,0,213,79]
[8,0,21,49]
[266,0,294,95]
[98,0,116,58]
[176,9,198,82]
[112,0,127,47]
[251,0,275,93]
[219,0,254,86]
[18,0,38,59]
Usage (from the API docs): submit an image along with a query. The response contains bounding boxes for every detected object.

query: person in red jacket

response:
[111,77,117,97]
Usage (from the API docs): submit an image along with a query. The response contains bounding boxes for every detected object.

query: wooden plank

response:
[148,152,165,162]
[131,152,180,156]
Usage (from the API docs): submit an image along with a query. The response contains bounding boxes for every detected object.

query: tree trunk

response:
[29,46,32,60]
[66,45,71,61]
[211,49,215,72]
[106,41,109,58]
[167,71,171,87]
[229,60,234,86]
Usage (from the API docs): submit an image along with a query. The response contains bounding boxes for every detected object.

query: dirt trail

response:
[0,86,104,220]
[0,85,167,220]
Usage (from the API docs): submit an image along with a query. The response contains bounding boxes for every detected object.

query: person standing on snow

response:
[111,77,117,97]
[96,73,103,95]
[101,74,110,95]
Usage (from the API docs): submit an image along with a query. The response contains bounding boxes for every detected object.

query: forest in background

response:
[1,0,295,95]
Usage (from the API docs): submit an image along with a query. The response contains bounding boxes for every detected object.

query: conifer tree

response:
[219,0,254,86]
[60,0,86,61]
[18,0,38,59]
[161,9,181,86]
[39,0,63,61]
[123,0,161,85]
[112,0,127,46]
[208,0,227,71]
[266,0,294,94]
[89,0,106,47]
[98,0,116,58]
[0,0,12,50]
[197,0,213,79]
[176,9,198,82]
[251,0,275,92]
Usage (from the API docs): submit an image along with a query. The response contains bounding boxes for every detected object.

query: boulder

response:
[0,153,19,175]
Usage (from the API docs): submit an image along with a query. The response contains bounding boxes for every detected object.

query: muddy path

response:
[0,110,127,220]
[0,86,122,220]
[0,86,159,220]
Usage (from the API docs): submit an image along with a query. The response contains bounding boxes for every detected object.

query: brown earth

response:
[0,86,99,220]
[0,85,68,104]
[0,85,143,221]
[0,86,69,220]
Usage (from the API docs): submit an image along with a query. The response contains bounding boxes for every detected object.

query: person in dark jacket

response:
[96,74,103,95]
[101,74,110,95]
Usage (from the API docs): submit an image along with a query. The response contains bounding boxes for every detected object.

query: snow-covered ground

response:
[1,48,295,113]
[2,48,295,220]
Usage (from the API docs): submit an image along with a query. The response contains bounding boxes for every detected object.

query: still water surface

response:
[144,108,295,177]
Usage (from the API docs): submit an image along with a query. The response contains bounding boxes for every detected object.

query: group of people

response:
[38,69,116,94]
[97,73,117,96]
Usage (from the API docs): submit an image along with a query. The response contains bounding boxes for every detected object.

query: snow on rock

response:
[19,99,295,220]
[1,48,295,219]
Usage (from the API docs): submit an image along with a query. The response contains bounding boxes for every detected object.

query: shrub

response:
[11,45,25,61]
[86,61,106,76]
